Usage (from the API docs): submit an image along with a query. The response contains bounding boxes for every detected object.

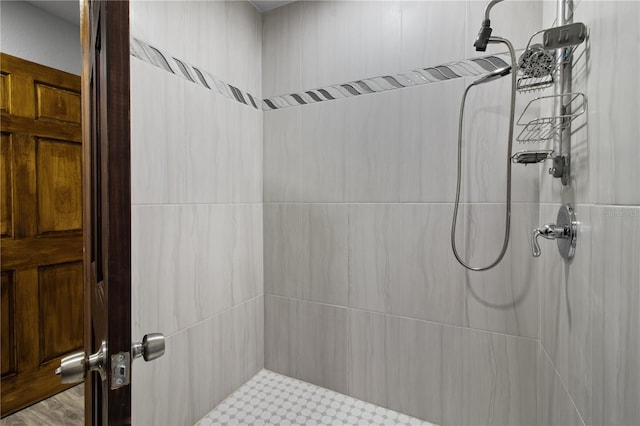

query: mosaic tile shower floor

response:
[195,370,436,426]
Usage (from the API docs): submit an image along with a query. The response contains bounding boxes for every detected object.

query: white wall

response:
[262,2,542,425]
[129,2,264,425]
[0,1,81,75]
[537,2,640,425]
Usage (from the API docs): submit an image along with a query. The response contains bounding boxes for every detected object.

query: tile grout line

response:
[262,202,542,205]
[265,293,540,344]
[539,342,587,426]
[162,293,264,340]
[132,202,264,207]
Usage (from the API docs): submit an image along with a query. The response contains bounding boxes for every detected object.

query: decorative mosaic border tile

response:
[263,54,510,110]
[131,37,261,110]
[131,37,509,112]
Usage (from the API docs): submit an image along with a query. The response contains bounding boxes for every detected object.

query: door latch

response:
[110,352,131,389]
[55,333,165,388]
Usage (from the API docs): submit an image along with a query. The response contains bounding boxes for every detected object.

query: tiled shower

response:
[129,1,640,425]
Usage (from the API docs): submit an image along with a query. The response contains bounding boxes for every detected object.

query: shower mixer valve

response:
[532,224,570,256]
[531,204,577,260]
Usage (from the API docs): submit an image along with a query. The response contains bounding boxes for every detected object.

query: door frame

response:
[80,0,132,424]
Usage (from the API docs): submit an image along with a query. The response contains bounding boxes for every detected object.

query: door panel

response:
[0,74,8,111]
[35,83,82,124]
[1,133,11,237]
[1,271,16,377]
[0,53,83,417]
[36,138,83,233]
[38,262,84,363]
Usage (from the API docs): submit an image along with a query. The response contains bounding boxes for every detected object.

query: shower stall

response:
[127,0,640,425]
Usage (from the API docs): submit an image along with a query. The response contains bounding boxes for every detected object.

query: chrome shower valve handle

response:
[531,204,578,260]
[531,224,569,257]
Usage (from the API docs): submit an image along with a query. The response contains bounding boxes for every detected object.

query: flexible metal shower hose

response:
[451,36,518,271]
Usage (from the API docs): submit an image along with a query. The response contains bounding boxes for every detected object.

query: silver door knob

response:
[55,351,86,384]
[131,333,165,362]
[55,340,106,384]
[55,334,165,387]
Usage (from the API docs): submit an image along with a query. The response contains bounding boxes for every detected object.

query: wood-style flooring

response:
[1,384,83,426]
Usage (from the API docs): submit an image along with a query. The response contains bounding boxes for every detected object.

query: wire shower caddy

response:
[516,29,582,93]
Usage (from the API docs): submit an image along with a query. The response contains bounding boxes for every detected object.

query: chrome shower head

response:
[473,0,505,51]
[518,44,555,78]
[472,65,512,86]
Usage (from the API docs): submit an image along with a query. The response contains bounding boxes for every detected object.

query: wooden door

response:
[0,53,84,416]
[81,0,132,424]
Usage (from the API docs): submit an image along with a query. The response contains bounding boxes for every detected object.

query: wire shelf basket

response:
[516,92,586,143]
[511,149,554,164]
[516,30,578,93]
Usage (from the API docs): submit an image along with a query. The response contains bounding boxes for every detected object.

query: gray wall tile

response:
[265,295,294,376]
[187,309,234,424]
[301,204,348,306]
[301,100,347,202]
[591,206,640,426]
[264,296,348,394]
[538,3,640,425]
[539,204,592,424]
[461,203,539,339]
[263,107,302,203]
[347,309,462,425]
[345,79,464,203]
[538,345,585,426]
[131,2,263,422]
[459,76,541,204]
[299,0,350,100]
[132,331,191,425]
[400,1,467,71]
[293,299,348,394]
[227,0,263,97]
[345,90,403,202]
[264,204,303,299]
[348,203,464,325]
[264,204,348,306]
[183,299,264,424]
[583,2,640,205]
[262,2,303,99]
[344,1,402,85]
[131,60,186,205]
[462,329,537,426]
[347,310,389,408]
[133,204,262,338]
[232,297,265,389]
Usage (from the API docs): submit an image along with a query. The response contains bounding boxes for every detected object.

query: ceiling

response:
[26,0,80,26]
[24,0,295,23]
[248,0,295,12]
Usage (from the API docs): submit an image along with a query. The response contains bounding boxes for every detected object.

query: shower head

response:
[472,65,512,86]
[518,44,555,78]
[473,0,505,51]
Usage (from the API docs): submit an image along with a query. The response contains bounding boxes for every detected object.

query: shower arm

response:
[483,0,505,22]
[473,0,505,51]
[451,35,518,272]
